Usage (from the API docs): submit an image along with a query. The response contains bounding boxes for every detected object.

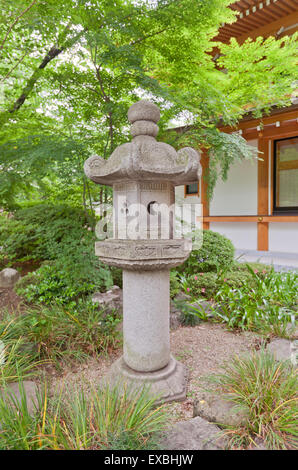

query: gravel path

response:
[170,323,262,420]
[51,322,262,421]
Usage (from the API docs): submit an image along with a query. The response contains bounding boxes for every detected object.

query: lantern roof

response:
[84,100,201,187]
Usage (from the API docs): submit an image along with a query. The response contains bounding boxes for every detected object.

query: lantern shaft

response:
[123,269,170,372]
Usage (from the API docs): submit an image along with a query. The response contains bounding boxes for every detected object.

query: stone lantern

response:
[84,100,201,403]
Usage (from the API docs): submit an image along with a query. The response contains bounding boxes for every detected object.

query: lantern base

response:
[104,355,188,404]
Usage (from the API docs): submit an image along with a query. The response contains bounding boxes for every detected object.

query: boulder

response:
[92,285,123,314]
[170,300,181,330]
[161,416,228,450]
[193,392,248,427]
[0,268,20,288]
[173,292,192,302]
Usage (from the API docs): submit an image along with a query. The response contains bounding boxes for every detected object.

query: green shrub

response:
[233,262,271,274]
[179,263,264,301]
[16,254,113,305]
[0,203,119,305]
[177,268,262,325]
[0,204,94,263]
[174,263,297,335]
[178,230,235,275]
[182,272,218,299]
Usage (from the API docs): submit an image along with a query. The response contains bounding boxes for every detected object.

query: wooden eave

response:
[216,0,298,44]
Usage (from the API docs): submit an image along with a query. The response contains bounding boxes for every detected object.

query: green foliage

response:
[209,350,298,450]
[0,1,297,206]
[170,270,181,298]
[172,262,297,335]
[16,257,112,306]
[181,272,219,299]
[0,379,42,450]
[174,126,259,199]
[0,204,93,262]
[1,204,116,304]
[0,334,39,384]
[174,262,270,301]
[217,35,298,118]
[0,301,121,367]
[176,300,211,326]
[178,230,235,275]
[214,266,298,334]
[0,379,168,450]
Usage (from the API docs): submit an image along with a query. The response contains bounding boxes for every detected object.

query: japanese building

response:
[178,0,298,254]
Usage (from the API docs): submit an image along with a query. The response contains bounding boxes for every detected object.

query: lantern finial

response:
[128,100,160,138]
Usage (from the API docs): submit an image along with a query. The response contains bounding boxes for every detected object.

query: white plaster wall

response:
[175,185,185,201]
[210,140,258,216]
[175,185,201,204]
[175,185,202,236]
[269,223,298,253]
[209,222,258,250]
[175,139,298,254]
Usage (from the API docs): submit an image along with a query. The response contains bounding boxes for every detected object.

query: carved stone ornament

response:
[84,100,201,186]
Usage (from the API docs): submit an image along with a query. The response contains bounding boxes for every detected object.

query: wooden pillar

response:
[257,138,269,251]
[201,150,210,230]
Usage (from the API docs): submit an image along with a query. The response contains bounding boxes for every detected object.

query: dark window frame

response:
[185,183,199,196]
[273,136,298,215]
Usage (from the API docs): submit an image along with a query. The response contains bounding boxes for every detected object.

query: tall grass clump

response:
[0,301,121,369]
[0,379,168,450]
[0,318,41,383]
[209,350,298,450]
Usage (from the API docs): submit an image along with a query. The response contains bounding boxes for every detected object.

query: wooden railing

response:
[198,215,298,223]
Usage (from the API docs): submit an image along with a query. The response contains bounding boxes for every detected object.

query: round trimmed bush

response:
[179,230,235,274]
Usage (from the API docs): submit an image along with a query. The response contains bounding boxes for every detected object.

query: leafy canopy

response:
[0,0,297,206]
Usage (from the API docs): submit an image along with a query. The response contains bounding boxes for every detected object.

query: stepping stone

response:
[266,338,292,362]
[161,416,228,450]
[193,392,248,427]
[0,268,20,288]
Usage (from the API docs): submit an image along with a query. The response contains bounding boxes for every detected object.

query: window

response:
[274,137,298,213]
[185,183,199,196]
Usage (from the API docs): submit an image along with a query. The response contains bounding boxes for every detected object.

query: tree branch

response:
[130,27,168,46]
[1,50,29,83]
[8,28,85,113]
[0,0,37,53]
[95,66,110,102]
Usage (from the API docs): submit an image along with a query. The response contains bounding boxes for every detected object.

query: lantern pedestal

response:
[106,355,188,404]
[96,239,192,402]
